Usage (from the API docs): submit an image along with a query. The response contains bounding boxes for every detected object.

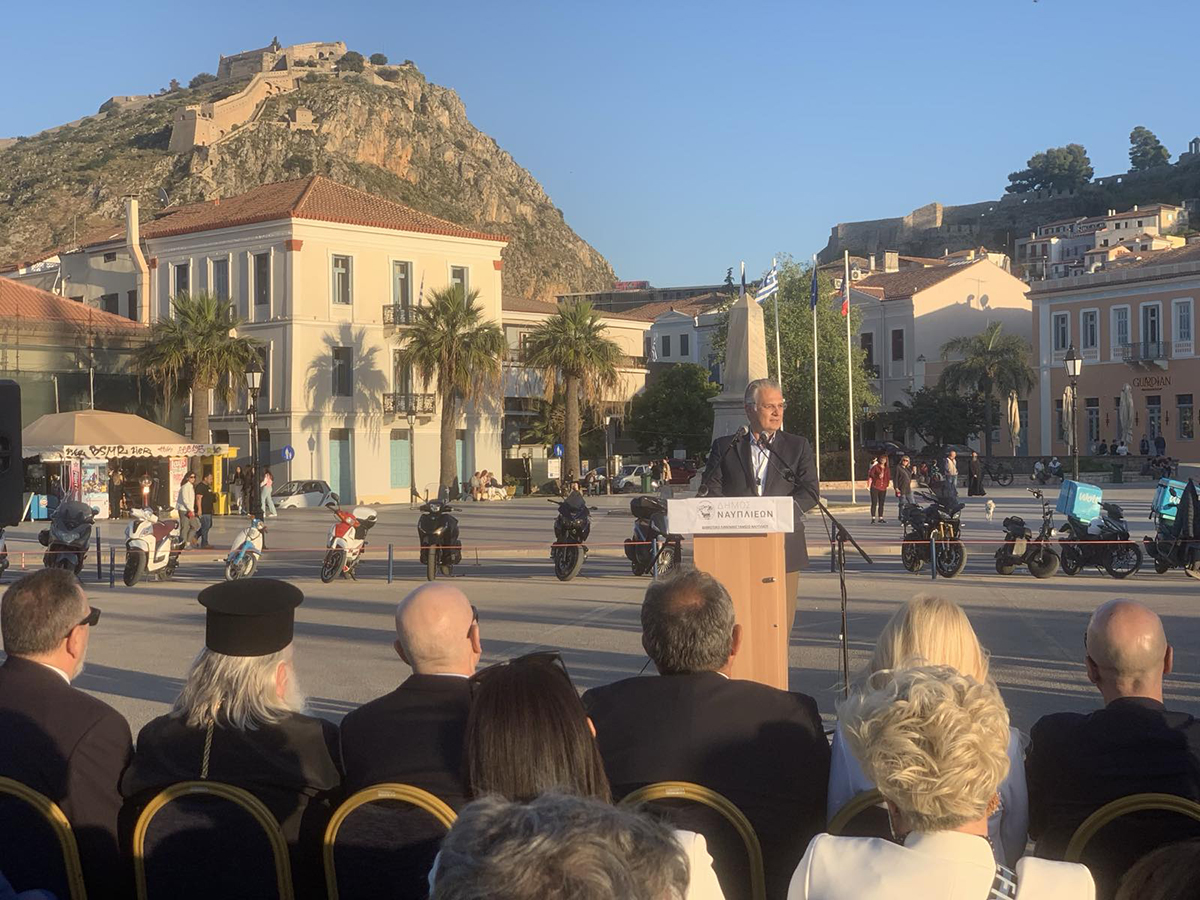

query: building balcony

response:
[1120,341,1166,363]
[383,392,436,417]
[382,304,418,327]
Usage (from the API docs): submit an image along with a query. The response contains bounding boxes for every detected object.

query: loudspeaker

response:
[0,381,23,526]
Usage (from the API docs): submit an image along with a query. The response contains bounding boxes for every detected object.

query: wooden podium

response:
[668,498,793,690]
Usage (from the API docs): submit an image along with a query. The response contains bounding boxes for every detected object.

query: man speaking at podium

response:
[701,377,819,630]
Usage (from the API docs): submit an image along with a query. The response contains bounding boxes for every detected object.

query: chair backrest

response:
[1065,791,1200,861]
[827,788,887,837]
[131,780,293,900]
[323,783,457,900]
[0,776,87,900]
[619,780,766,900]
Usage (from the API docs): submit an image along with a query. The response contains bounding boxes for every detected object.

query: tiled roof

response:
[1132,240,1200,267]
[616,291,730,321]
[897,254,948,266]
[1,221,123,272]
[83,176,507,247]
[502,296,560,315]
[0,277,146,333]
[854,259,982,300]
[851,285,886,300]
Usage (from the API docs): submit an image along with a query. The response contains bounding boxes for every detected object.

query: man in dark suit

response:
[0,569,133,899]
[582,569,829,900]
[1026,599,1200,896]
[701,377,819,629]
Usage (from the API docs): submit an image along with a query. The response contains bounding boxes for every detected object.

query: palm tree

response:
[939,321,1037,457]
[136,292,261,449]
[394,286,505,489]
[524,300,623,480]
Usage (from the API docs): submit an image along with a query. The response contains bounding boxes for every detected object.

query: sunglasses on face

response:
[66,607,101,639]
[468,604,479,637]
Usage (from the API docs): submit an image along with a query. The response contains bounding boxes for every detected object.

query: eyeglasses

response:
[467,604,479,637]
[469,650,571,695]
[758,402,787,413]
[66,607,100,638]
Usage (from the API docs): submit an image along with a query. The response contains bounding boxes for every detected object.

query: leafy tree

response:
[136,292,260,451]
[394,286,505,487]
[369,53,389,65]
[887,386,987,448]
[188,72,218,89]
[524,300,623,481]
[724,267,734,288]
[1129,126,1170,171]
[337,51,366,73]
[939,322,1036,457]
[627,364,718,457]
[711,257,877,447]
[168,78,181,92]
[1005,143,1094,193]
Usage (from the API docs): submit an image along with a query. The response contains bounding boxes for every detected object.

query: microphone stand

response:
[757,435,872,698]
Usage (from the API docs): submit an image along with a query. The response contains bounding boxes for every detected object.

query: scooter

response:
[899,490,968,578]
[624,496,682,577]
[320,504,378,583]
[1143,478,1200,577]
[39,500,98,574]
[124,507,183,585]
[994,488,1059,578]
[418,489,461,581]
[1059,500,1142,578]
[225,516,266,581]
[550,490,594,581]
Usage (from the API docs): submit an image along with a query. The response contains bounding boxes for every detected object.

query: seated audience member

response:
[464,652,723,899]
[0,870,55,900]
[1026,600,1200,896]
[583,568,829,900]
[790,665,1094,899]
[431,793,690,900]
[828,594,1028,866]
[0,570,132,899]
[1113,838,1200,900]
[120,580,342,900]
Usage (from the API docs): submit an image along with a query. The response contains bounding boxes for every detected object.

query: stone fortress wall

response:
[217,39,347,82]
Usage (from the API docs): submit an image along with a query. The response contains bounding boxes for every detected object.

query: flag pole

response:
[844,250,856,504]
[811,256,821,484]
[772,257,782,382]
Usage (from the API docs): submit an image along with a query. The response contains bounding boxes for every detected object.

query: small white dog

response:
[984,499,996,522]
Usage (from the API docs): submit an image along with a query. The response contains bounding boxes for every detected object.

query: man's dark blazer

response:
[701,429,819,570]
[1027,696,1200,896]
[0,654,133,899]
[583,671,829,900]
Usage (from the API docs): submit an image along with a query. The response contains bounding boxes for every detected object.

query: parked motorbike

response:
[123,508,183,585]
[624,496,682,577]
[321,504,378,583]
[995,488,1059,578]
[40,500,98,574]
[1144,478,1200,578]
[1059,500,1142,578]
[225,516,266,581]
[550,491,594,581]
[418,489,461,581]
[0,525,8,579]
[899,490,967,578]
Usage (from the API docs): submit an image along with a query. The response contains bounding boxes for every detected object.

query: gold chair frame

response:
[0,776,88,900]
[827,788,886,836]
[1064,791,1200,862]
[131,780,293,900]
[322,783,457,900]
[619,780,766,900]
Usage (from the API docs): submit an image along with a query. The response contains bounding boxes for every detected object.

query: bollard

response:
[387,543,394,584]
[930,534,937,581]
[96,530,102,581]
[109,547,115,588]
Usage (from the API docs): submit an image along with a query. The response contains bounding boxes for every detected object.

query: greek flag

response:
[810,265,819,310]
[755,258,779,304]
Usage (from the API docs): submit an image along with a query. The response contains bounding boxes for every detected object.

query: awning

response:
[22,410,228,461]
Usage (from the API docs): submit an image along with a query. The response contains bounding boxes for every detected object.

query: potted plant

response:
[504,475,518,498]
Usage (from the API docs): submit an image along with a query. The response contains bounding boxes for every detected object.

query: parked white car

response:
[614,464,654,493]
[273,480,340,510]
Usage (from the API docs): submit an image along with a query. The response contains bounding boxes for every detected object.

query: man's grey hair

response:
[173,645,306,730]
[641,568,735,675]
[744,377,781,409]
[432,793,689,900]
[1,569,87,656]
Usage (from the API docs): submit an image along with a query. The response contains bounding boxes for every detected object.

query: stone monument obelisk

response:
[710,287,769,439]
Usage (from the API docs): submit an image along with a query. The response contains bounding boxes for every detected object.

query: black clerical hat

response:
[198,579,303,657]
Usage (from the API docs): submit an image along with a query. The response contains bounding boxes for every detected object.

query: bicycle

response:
[981,459,1014,486]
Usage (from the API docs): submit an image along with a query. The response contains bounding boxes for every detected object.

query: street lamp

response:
[860,401,870,444]
[406,410,417,506]
[245,363,263,517]
[1063,344,1083,481]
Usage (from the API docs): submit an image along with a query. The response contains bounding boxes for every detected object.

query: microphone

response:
[756,431,823,512]
[698,426,748,497]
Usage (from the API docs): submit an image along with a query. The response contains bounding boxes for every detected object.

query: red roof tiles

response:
[0,277,146,333]
[854,259,983,300]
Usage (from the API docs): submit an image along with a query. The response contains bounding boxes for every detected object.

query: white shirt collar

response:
[424,671,470,679]
[37,661,72,684]
[902,830,994,866]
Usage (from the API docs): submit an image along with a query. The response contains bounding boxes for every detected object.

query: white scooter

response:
[320,504,378,583]
[124,508,182,586]
[225,516,266,581]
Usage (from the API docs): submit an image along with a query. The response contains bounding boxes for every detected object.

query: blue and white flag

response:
[809,265,819,310]
[756,258,779,304]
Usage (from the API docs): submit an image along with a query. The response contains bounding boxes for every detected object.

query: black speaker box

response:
[0,381,23,525]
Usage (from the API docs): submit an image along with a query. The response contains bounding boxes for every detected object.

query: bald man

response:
[1026,600,1200,892]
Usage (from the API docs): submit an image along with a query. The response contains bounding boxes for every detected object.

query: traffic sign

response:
[552,443,565,458]
[281,445,295,461]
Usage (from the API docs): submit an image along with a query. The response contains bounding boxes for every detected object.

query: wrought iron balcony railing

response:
[383,392,436,417]
[1120,340,1166,363]
[382,304,418,327]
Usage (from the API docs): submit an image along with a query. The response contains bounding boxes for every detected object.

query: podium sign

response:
[667,497,794,535]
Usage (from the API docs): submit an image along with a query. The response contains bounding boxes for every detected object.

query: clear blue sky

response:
[3,0,1197,285]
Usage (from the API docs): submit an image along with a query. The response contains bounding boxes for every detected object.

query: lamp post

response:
[406,410,417,506]
[860,401,870,445]
[1063,344,1083,481]
[245,364,263,518]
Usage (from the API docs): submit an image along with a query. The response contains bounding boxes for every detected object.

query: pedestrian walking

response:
[967,450,986,497]
[942,449,959,501]
[260,467,276,517]
[230,465,245,514]
[894,454,914,510]
[867,454,891,524]
[175,471,200,547]
[195,472,215,549]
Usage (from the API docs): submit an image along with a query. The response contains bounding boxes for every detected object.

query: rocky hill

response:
[0,68,616,301]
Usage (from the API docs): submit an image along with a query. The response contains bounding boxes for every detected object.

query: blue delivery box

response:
[1151,478,1189,525]
[1056,480,1103,522]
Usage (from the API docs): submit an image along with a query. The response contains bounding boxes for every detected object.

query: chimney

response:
[1108,209,1116,217]
[1132,204,1139,211]
[884,250,899,273]
[868,255,875,272]
[124,196,152,325]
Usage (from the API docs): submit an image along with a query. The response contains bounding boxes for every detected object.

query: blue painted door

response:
[330,430,354,503]
[390,430,411,490]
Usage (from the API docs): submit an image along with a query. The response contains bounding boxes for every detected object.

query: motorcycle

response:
[1143,478,1200,578]
[550,491,594,581]
[995,488,1059,578]
[320,504,378,583]
[1058,500,1142,578]
[418,489,461,581]
[39,500,98,574]
[123,508,183,585]
[225,516,266,581]
[899,490,968,578]
[624,496,682,577]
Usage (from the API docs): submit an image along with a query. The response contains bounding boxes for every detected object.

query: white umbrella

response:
[1007,391,1021,456]
[1119,384,1135,446]
[1061,385,1076,452]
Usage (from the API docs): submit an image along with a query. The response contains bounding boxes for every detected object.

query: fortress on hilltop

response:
[216,37,347,81]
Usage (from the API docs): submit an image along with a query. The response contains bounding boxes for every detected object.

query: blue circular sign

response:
[281,445,296,461]
[552,443,565,458]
